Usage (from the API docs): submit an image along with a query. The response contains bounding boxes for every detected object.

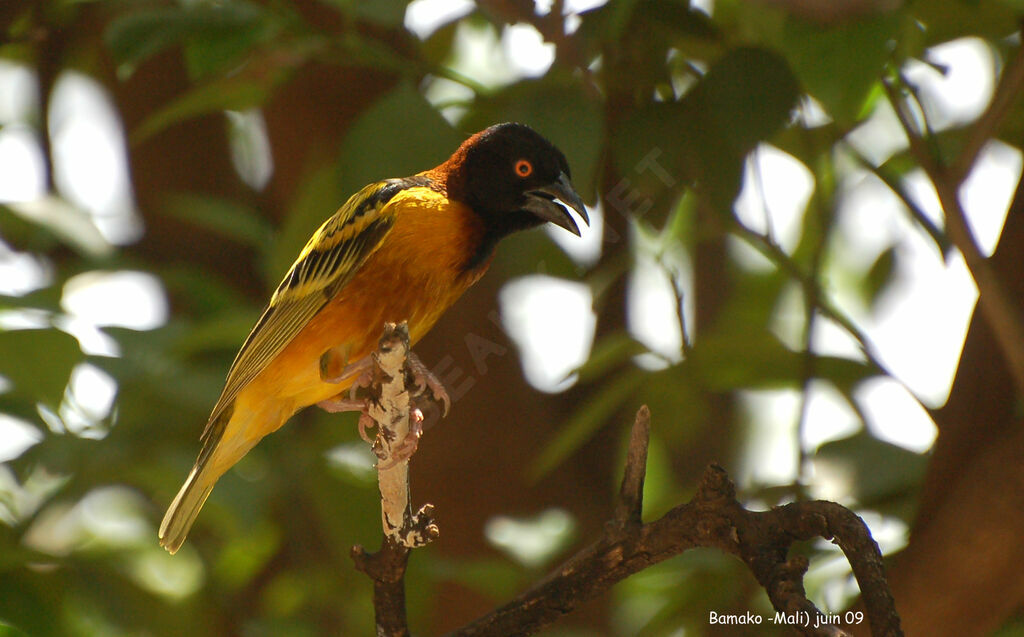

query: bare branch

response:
[351,540,412,637]
[349,322,439,637]
[369,323,440,548]
[449,408,902,637]
[730,221,892,379]
[881,77,939,176]
[952,34,1024,183]
[930,177,1024,395]
[847,145,950,257]
[612,404,650,530]
[885,65,1024,396]
[344,351,902,636]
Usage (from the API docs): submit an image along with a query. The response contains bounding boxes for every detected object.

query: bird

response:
[159,122,589,554]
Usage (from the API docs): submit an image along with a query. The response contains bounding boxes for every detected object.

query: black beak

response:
[523,172,590,236]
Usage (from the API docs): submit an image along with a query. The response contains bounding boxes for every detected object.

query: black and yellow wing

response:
[201,177,430,440]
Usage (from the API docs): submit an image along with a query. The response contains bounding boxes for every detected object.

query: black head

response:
[446,122,589,240]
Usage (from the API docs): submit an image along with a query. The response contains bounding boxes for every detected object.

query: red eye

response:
[515,159,533,177]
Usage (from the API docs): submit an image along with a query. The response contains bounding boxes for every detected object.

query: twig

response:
[884,65,1024,396]
[930,177,1024,395]
[846,145,950,257]
[730,221,891,379]
[881,77,939,176]
[350,322,439,637]
[951,33,1024,182]
[352,540,412,637]
[794,149,837,494]
[368,323,439,548]
[611,405,650,530]
[448,407,902,637]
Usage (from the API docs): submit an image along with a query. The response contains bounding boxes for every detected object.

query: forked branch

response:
[349,338,901,636]
[449,407,901,637]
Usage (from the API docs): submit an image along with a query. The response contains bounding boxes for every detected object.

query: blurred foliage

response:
[0,0,1021,635]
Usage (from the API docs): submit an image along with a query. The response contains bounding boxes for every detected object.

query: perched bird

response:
[159,122,588,554]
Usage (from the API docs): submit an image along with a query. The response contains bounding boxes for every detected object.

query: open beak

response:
[523,172,590,236]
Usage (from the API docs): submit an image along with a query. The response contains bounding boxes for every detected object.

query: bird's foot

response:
[317,346,448,458]
[316,396,377,443]
[320,347,375,402]
[377,408,425,470]
[405,351,451,417]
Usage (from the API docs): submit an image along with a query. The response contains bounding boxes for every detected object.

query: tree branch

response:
[448,407,902,637]
[350,322,439,637]
[731,221,892,380]
[611,405,650,531]
[345,339,901,636]
[884,56,1024,396]
[951,33,1024,183]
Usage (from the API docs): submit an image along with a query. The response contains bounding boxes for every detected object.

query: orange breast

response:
[238,188,490,423]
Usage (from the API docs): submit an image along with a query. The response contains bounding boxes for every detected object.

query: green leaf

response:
[911,0,1020,46]
[183,11,281,80]
[612,102,699,206]
[105,3,267,78]
[161,192,274,251]
[691,46,800,158]
[592,0,647,43]
[173,311,260,359]
[613,47,800,213]
[270,162,347,286]
[0,329,81,407]
[493,228,581,279]
[816,356,883,396]
[0,199,113,258]
[158,265,253,317]
[814,431,927,511]
[0,286,63,314]
[337,81,461,196]
[212,523,281,590]
[662,191,698,248]
[0,571,62,637]
[130,76,272,146]
[0,621,32,637]
[323,0,409,27]
[689,327,877,392]
[574,0,720,66]
[864,245,898,311]
[779,13,899,127]
[630,0,720,44]
[428,557,525,600]
[573,332,648,384]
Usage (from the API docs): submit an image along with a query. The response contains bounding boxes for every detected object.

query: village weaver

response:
[159,122,588,554]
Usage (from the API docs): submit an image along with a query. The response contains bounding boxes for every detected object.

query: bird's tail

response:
[159,400,281,554]
[159,462,217,554]
[159,403,236,554]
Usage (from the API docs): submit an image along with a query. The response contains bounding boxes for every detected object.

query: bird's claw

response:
[320,348,375,392]
[405,352,451,417]
[357,411,376,443]
[318,349,446,465]
[317,396,365,414]
[377,408,424,470]
[316,396,377,443]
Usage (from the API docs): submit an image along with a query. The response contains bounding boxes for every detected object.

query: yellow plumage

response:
[159,181,487,554]
[159,122,588,554]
